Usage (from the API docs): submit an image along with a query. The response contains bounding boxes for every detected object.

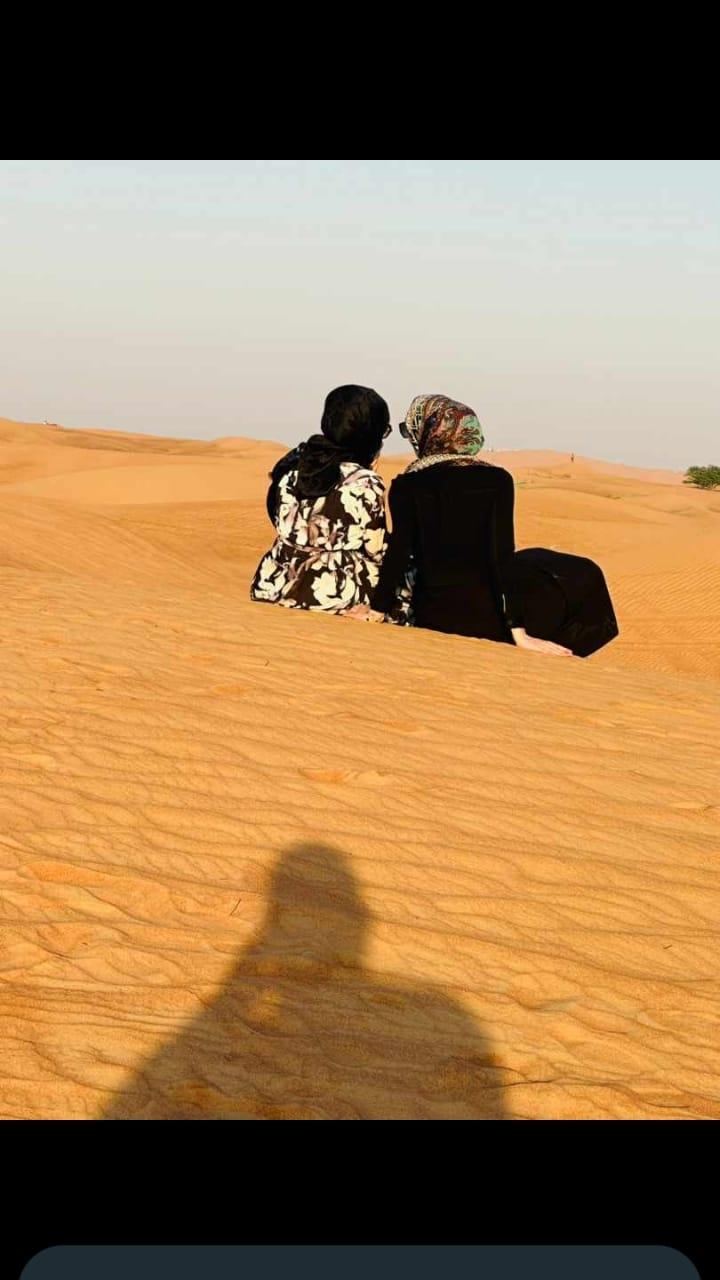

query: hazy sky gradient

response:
[1,159,718,467]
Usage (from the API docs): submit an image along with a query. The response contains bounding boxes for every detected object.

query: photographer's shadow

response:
[103,842,507,1119]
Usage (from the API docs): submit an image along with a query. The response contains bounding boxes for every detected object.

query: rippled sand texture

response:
[2,418,719,1119]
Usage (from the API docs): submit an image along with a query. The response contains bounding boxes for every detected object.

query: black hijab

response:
[266,385,390,520]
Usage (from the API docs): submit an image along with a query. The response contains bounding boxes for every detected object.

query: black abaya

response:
[370,462,618,658]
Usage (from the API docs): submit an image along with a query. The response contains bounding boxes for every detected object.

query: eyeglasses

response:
[398,421,411,439]
[382,423,392,439]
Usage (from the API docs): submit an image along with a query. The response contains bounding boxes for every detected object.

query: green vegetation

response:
[684,465,720,489]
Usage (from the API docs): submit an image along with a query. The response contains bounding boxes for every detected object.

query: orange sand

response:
[1,417,718,1119]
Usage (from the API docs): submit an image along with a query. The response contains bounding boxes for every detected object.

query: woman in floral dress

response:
[250,385,394,614]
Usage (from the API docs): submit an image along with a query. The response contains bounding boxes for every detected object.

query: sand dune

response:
[1,417,719,1119]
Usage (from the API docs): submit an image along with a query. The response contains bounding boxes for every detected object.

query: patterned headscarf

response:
[402,394,485,473]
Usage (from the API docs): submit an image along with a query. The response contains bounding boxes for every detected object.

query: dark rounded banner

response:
[21,1246,699,1280]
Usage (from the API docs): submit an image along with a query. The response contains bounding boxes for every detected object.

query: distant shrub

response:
[684,465,720,489]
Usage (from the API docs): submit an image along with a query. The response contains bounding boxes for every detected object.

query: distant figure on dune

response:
[571,453,575,463]
[250,386,391,613]
[347,394,618,659]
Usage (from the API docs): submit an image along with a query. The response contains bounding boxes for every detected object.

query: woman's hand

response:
[343,604,385,622]
[511,627,575,656]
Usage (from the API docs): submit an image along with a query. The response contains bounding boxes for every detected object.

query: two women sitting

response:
[250,385,618,659]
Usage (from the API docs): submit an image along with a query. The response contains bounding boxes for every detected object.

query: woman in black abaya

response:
[348,394,618,660]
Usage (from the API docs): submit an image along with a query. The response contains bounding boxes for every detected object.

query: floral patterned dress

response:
[250,462,389,613]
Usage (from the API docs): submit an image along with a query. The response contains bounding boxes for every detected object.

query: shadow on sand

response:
[102,842,507,1119]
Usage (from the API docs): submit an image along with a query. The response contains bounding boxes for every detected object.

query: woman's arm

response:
[266,446,302,524]
[357,471,388,561]
[369,478,416,617]
[340,470,388,620]
[491,468,525,629]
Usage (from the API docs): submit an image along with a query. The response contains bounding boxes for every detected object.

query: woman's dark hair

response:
[267,385,390,515]
[319,385,390,469]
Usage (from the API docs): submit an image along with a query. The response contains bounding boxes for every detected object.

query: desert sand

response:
[1,416,719,1119]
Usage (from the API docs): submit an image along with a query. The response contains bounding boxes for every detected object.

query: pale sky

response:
[1,159,718,468]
